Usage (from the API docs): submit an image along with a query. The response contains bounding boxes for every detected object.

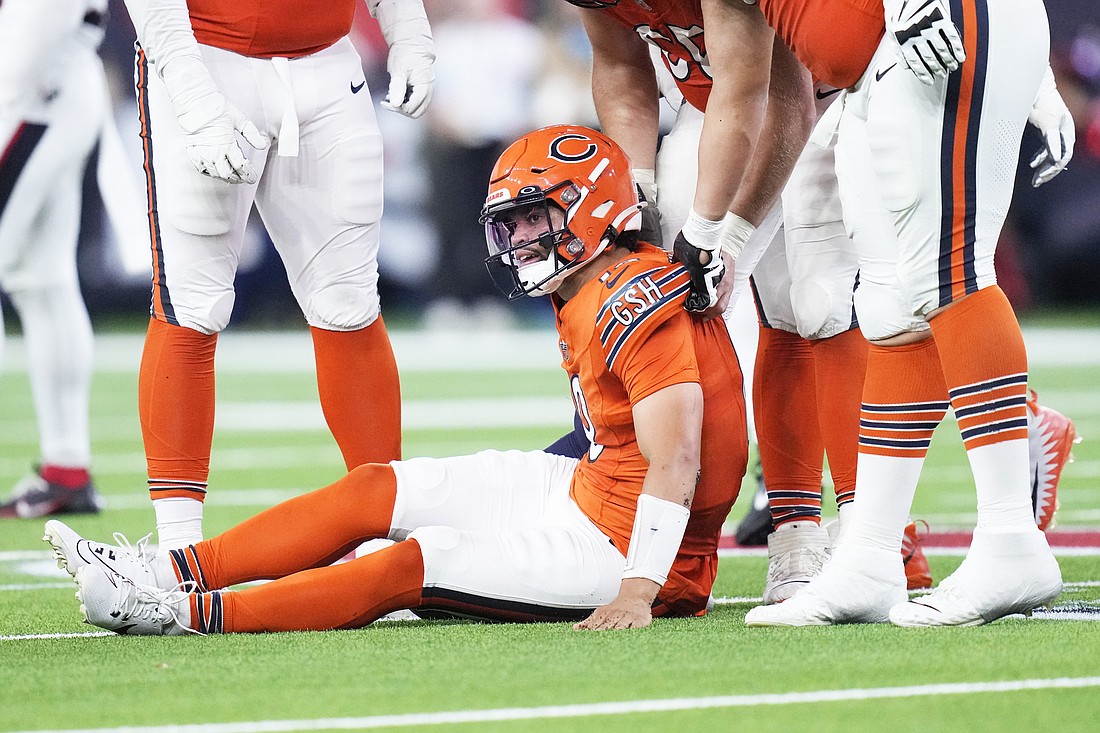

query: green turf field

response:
[1,327,1098,733]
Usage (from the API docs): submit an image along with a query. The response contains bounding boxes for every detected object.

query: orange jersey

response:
[554,244,747,615]
[598,0,713,112]
[187,0,356,58]
[757,0,884,89]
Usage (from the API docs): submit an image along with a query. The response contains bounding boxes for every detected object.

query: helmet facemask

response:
[483,182,599,299]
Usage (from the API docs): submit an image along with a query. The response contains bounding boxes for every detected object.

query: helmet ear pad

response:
[481,125,644,298]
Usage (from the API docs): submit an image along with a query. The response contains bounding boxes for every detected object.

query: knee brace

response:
[853,280,929,341]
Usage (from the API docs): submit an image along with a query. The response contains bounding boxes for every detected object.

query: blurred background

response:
[5,0,1099,334]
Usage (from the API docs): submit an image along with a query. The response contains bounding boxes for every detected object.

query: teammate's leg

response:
[134,46,263,547]
[257,39,401,471]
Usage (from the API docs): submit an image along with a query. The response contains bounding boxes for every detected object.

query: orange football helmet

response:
[481,124,643,298]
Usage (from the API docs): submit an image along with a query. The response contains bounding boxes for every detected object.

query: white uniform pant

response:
[0,44,104,467]
[0,48,105,292]
[388,450,625,620]
[832,0,1050,340]
[137,37,385,334]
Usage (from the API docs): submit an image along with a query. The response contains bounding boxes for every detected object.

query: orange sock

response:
[753,326,824,526]
[139,318,217,500]
[859,338,949,461]
[929,286,1029,451]
[810,327,868,511]
[187,464,399,590]
[849,337,950,550]
[311,319,402,470]
[929,286,1033,528]
[212,539,424,632]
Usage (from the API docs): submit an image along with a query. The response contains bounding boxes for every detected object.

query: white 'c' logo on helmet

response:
[548,134,598,163]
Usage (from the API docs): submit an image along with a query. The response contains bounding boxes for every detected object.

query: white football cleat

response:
[890,527,1063,627]
[746,544,907,626]
[43,519,172,589]
[763,522,831,605]
[75,565,196,636]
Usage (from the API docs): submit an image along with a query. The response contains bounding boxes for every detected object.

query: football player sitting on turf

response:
[45,125,748,635]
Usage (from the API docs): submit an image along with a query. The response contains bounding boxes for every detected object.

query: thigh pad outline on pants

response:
[853,278,930,341]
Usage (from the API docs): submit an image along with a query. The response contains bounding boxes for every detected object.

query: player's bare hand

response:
[574,596,653,631]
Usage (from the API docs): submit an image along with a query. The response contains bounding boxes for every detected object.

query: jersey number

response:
[635,24,712,83]
[570,375,605,463]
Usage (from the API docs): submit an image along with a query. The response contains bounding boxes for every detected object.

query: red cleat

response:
[901,520,932,591]
[1027,390,1079,531]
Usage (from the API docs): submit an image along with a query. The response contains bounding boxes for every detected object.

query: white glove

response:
[161,55,268,184]
[369,0,435,119]
[885,0,966,85]
[123,0,268,184]
[673,208,726,312]
[1028,65,1075,187]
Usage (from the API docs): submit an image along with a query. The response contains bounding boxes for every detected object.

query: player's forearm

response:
[728,43,814,226]
[693,82,766,221]
[591,55,660,171]
[121,0,200,66]
[121,0,231,136]
[691,0,774,222]
[639,453,698,510]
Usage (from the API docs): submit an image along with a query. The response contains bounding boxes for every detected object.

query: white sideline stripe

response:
[214,396,574,433]
[1,631,113,641]
[3,327,1097,373]
[0,582,73,591]
[8,677,1100,733]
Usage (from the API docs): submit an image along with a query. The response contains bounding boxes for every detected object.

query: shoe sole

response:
[42,520,81,578]
[891,581,1063,627]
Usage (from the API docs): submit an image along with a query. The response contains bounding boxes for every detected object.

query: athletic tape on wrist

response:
[622,493,691,585]
[719,212,756,262]
[681,208,725,253]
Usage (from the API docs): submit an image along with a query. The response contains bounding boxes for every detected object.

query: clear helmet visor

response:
[483,199,569,297]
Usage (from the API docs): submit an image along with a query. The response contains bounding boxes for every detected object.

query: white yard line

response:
[7,677,1100,733]
[2,327,1098,374]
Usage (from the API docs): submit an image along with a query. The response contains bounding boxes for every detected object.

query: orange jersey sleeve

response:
[187,0,356,58]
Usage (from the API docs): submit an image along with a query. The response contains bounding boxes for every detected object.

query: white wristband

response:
[622,493,691,586]
[681,208,725,253]
[719,212,756,262]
